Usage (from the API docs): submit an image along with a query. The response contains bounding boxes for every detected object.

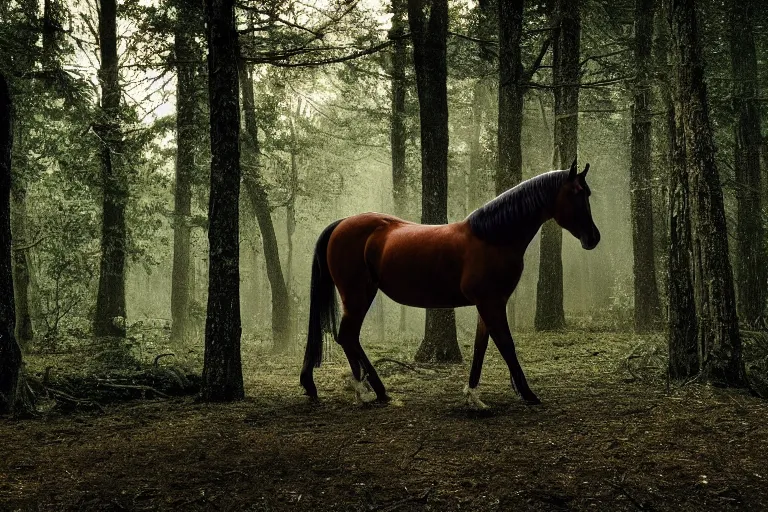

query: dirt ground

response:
[2,331,768,511]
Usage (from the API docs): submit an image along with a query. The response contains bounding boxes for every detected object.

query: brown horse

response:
[300,161,600,407]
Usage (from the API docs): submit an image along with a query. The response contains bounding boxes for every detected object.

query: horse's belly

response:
[375,252,471,308]
[379,282,471,309]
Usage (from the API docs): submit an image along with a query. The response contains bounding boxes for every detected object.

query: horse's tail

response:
[300,218,344,397]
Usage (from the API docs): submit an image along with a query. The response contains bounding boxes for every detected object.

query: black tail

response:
[300,219,343,397]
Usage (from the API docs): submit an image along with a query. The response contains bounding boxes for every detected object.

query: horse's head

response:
[553,160,601,250]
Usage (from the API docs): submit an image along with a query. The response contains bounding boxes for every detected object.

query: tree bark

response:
[202,0,244,401]
[536,0,578,331]
[390,0,409,332]
[660,0,698,380]
[408,0,461,363]
[93,0,127,338]
[630,0,663,332]
[496,0,524,195]
[669,0,747,387]
[11,188,33,345]
[0,72,26,415]
[171,0,204,343]
[239,61,292,352]
[730,0,765,327]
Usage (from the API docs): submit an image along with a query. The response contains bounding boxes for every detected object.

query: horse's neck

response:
[516,211,551,251]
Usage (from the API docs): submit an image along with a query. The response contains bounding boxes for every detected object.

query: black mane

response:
[466,170,569,244]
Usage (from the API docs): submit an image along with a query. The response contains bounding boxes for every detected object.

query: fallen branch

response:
[96,382,171,399]
[373,358,425,374]
[153,353,175,367]
[46,387,104,412]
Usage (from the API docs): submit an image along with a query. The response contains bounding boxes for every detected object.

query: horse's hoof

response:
[522,395,541,406]
[376,394,392,404]
[464,385,490,410]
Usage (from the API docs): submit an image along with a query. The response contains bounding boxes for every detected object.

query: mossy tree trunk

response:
[669,0,747,387]
[660,0,698,380]
[730,0,765,327]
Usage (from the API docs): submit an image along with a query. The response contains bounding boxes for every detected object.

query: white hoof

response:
[345,374,377,404]
[463,385,489,410]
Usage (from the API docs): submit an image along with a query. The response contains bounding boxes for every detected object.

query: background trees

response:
[535,0,579,331]
[0,0,764,407]
[629,0,662,332]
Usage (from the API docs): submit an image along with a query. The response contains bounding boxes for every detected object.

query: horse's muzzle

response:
[580,227,601,250]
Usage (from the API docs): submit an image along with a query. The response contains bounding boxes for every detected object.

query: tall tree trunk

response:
[171,0,203,343]
[0,73,27,415]
[497,0,525,331]
[730,0,765,327]
[660,0,698,380]
[390,0,409,332]
[630,0,663,332]
[11,189,32,345]
[669,0,747,387]
[536,0,579,331]
[497,0,524,195]
[202,0,244,401]
[93,0,127,338]
[287,102,300,296]
[467,0,495,215]
[408,0,461,363]
[239,61,292,352]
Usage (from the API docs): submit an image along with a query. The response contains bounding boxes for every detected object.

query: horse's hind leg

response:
[337,288,389,403]
[338,314,375,402]
[352,338,389,402]
[464,314,490,409]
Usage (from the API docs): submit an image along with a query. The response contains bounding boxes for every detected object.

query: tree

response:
[497,0,550,328]
[390,0,410,332]
[239,59,292,352]
[629,0,662,332]
[171,0,205,343]
[660,0,697,380]
[408,0,461,363]
[669,0,747,387]
[535,0,579,331]
[466,0,495,215]
[496,0,525,195]
[0,72,25,415]
[202,0,244,401]
[93,0,128,338]
[730,0,765,327]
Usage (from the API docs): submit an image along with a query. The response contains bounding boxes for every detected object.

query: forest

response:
[2,0,768,509]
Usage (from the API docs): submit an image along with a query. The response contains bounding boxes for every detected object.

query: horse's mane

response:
[466,170,569,244]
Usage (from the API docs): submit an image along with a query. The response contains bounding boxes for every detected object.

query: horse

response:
[300,160,600,407]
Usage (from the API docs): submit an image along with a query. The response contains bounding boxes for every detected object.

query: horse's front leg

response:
[476,300,541,405]
[464,314,490,409]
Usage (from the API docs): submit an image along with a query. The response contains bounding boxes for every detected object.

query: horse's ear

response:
[579,163,590,180]
[568,159,578,181]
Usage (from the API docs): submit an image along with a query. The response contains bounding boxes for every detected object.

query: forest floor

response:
[2,330,768,511]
